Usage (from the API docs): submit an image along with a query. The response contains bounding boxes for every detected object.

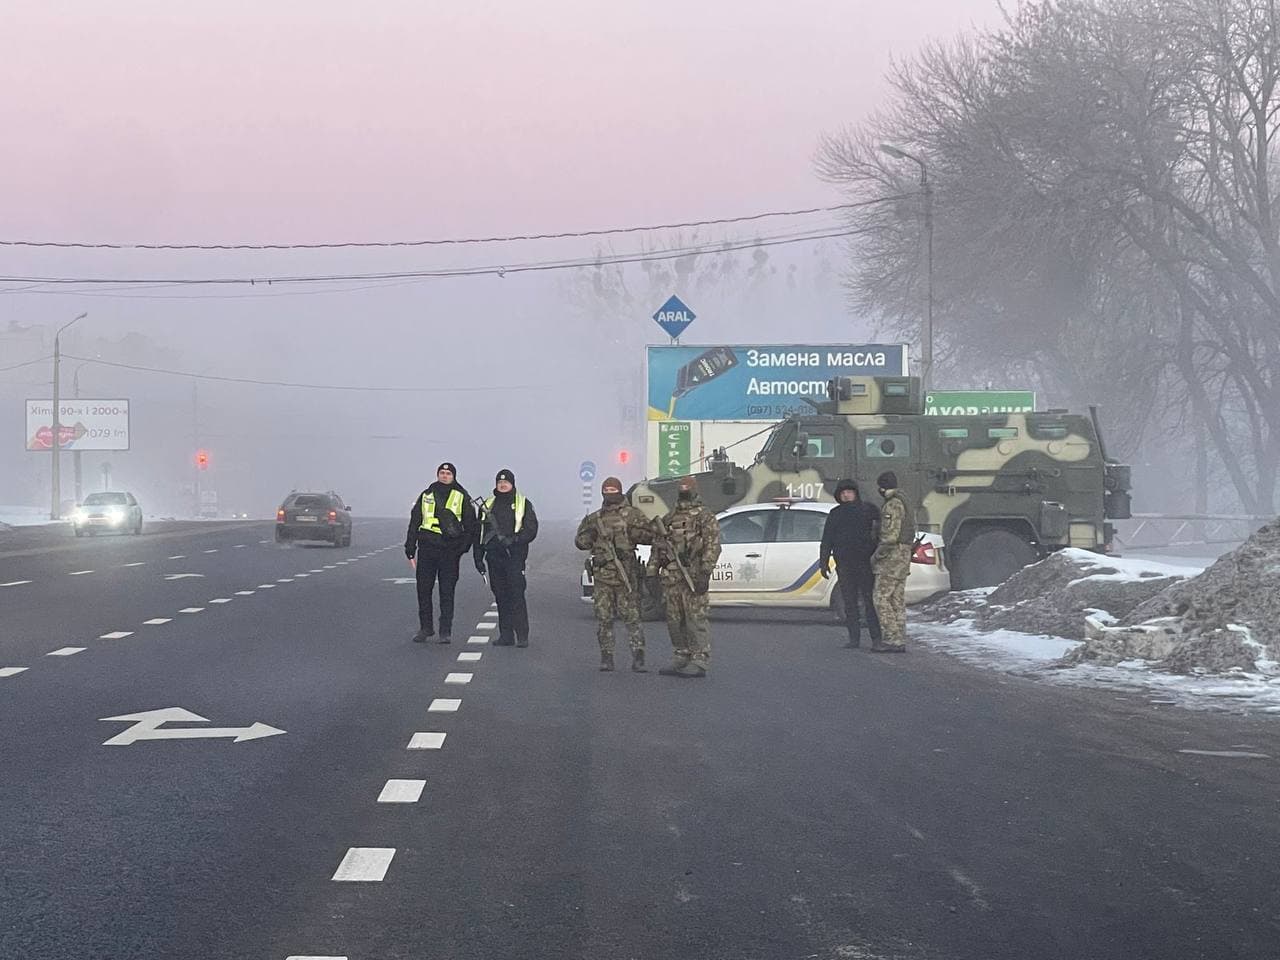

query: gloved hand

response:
[819,560,831,580]
[405,546,415,561]
[694,572,712,594]
[475,558,486,575]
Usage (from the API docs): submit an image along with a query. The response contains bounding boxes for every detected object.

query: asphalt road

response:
[2,519,1277,960]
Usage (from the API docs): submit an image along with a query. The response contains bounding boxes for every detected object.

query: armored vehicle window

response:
[938,428,969,439]
[718,510,773,545]
[884,382,909,396]
[864,434,911,458]
[1033,424,1068,439]
[805,434,836,459]
[987,427,1019,439]
[776,510,827,543]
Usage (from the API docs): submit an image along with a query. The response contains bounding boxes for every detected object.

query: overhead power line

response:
[0,198,894,251]
[0,355,52,373]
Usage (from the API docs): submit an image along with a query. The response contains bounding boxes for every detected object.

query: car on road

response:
[73,491,144,537]
[581,499,949,618]
[275,491,353,546]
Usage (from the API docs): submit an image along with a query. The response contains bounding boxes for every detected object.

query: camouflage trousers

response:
[872,545,911,648]
[592,580,644,656]
[664,582,711,666]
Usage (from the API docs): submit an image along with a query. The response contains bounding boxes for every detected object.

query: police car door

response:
[759,506,831,604]
[709,508,778,598]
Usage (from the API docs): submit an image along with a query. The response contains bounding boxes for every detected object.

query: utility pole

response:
[73,363,85,504]
[193,379,201,519]
[880,144,934,392]
[50,312,87,520]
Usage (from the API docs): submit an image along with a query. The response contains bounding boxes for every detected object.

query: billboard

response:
[924,390,1035,415]
[26,399,131,451]
[647,344,908,421]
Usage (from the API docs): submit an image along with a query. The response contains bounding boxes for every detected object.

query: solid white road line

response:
[377,779,426,803]
[69,570,94,576]
[99,631,134,640]
[445,673,473,684]
[143,618,172,625]
[467,636,489,645]
[457,651,482,662]
[332,847,395,882]
[0,667,29,678]
[408,732,446,749]
[178,607,204,614]
[428,698,461,712]
[47,647,86,657]
[1,580,32,587]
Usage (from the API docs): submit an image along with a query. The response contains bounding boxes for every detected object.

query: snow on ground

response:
[0,506,63,528]
[1059,547,1207,585]
[918,618,1280,714]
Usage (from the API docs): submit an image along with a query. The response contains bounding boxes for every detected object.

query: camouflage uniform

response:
[575,494,652,669]
[872,487,914,651]
[651,488,722,676]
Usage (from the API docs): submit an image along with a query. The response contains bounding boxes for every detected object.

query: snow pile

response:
[0,506,60,530]
[1066,518,1280,674]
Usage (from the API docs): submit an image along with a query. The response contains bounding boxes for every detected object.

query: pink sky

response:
[3,0,1002,243]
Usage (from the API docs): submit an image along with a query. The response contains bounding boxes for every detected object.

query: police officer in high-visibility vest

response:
[405,462,478,643]
[474,468,539,647]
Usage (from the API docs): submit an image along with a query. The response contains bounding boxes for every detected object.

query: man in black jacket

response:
[474,468,539,647]
[819,479,883,649]
[405,462,478,644]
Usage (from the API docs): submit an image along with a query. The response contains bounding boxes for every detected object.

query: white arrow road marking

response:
[382,577,415,585]
[466,636,489,645]
[99,631,134,640]
[143,618,172,625]
[1,580,32,587]
[0,667,29,678]
[164,573,205,581]
[332,847,395,882]
[457,651,482,662]
[377,779,426,803]
[445,673,473,685]
[428,698,461,712]
[47,647,86,657]
[100,707,286,746]
[178,607,205,614]
[408,732,446,749]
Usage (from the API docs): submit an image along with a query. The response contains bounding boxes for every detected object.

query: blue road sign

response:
[652,295,696,339]
[579,460,597,482]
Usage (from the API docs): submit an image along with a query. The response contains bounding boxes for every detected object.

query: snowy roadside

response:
[0,507,64,529]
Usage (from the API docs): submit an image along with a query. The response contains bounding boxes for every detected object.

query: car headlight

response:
[106,506,125,523]
[73,509,88,523]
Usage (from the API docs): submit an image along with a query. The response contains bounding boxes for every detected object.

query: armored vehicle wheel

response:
[953,528,1038,590]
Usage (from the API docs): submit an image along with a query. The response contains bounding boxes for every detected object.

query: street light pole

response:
[880,144,933,393]
[50,312,87,520]
[72,361,93,504]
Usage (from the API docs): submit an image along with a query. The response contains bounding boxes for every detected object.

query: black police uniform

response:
[474,469,539,646]
[405,463,478,642]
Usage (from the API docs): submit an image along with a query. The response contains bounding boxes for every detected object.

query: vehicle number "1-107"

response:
[785,482,824,500]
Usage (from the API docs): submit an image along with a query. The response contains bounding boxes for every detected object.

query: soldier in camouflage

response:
[871,470,913,652]
[575,476,653,672]
[651,475,722,678]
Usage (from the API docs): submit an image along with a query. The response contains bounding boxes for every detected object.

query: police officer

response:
[405,462,478,644]
[474,468,539,647]
[652,475,722,678]
[574,476,652,672]
[871,470,914,652]
[819,478,883,649]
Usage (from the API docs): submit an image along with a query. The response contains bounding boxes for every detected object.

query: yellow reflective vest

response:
[484,493,526,535]
[420,489,465,534]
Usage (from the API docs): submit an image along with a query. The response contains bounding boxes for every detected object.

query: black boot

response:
[438,631,452,644]
[495,634,515,647]
[631,649,648,673]
[600,651,615,672]
[412,627,434,643]
[515,635,529,648]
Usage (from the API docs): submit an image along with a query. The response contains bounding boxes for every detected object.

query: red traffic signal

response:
[617,449,631,465]
[195,450,210,471]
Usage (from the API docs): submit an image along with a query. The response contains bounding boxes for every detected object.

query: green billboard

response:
[657,421,692,476]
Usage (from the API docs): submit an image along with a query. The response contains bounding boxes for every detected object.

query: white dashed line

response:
[286,955,348,960]
[445,673,473,685]
[457,651,482,662]
[47,646,86,657]
[476,622,497,631]
[332,847,395,882]
[178,607,205,614]
[295,573,310,578]
[168,555,186,560]
[309,569,323,573]
[278,579,294,583]
[1,580,32,587]
[99,631,134,640]
[122,562,147,568]
[233,544,246,549]
[69,570,94,576]
[0,667,30,678]
[235,590,256,596]
[377,779,426,803]
[428,698,461,713]
[259,584,276,589]
[143,618,172,626]
[203,549,219,554]
[408,732,447,750]
[466,636,489,645]
[209,598,233,604]
[482,611,498,619]
[323,565,336,569]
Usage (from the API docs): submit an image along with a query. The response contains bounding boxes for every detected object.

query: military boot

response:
[631,649,648,673]
[658,658,691,677]
[673,660,707,678]
[412,627,434,644]
[599,651,615,672]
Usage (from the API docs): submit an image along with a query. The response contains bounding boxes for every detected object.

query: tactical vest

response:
[483,494,526,534]
[889,491,917,545]
[420,489,464,534]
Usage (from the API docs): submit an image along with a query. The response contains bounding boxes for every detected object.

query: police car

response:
[580,500,949,617]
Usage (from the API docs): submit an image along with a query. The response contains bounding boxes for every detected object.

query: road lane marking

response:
[164,573,204,581]
[100,707,285,745]
[259,584,276,589]
[100,631,134,640]
[168,555,186,560]
[203,549,219,554]
[235,590,256,596]
[295,573,310,578]
[233,544,246,549]
[47,647,86,657]
[258,539,271,544]
[143,618,172,625]
[122,562,147,567]
[332,847,395,882]
[286,956,348,960]
[428,698,461,712]
[278,578,294,583]
[323,565,336,569]
[178,607,205,614]
[467,636,489,645]
[209,598,233,604]
[457,651,482,662]
[482,611,498,619]
[0,667,28,678]
[1,580,32,587]
[445,673,473,684]
[69,570,94,576]
[408,732,446,749]
[377,779,426,803]
[1179,749,1271,759]
[309,569,324,573]
[476,622,497,631]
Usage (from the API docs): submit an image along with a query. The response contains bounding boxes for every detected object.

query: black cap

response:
[437,462,457,477]
[876,470,899,490]
[834,478,859,498]
[495,468,515,485]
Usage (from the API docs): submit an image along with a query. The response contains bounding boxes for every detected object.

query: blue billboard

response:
[646,343,908,421]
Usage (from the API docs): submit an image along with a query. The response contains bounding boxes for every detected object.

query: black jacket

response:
[474,488,539,565]
[820,500,880,569]
[405,481,478,557]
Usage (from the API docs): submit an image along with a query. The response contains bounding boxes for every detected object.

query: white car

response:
[580,500,949,616]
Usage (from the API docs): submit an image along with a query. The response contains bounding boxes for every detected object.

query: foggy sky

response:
[0,0,1003,519]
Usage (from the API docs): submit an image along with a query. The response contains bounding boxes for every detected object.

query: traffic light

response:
[195,450,209,471]
[617,449,631,465]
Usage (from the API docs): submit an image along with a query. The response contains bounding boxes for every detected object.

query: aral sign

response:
[924,390,1035,416]
[25,399,131,451]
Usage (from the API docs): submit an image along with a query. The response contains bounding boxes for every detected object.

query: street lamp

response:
[50,312,87,520]
[880,144,934,392]
[71,358,98,504]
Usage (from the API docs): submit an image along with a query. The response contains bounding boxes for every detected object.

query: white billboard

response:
[25,399,131,451]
